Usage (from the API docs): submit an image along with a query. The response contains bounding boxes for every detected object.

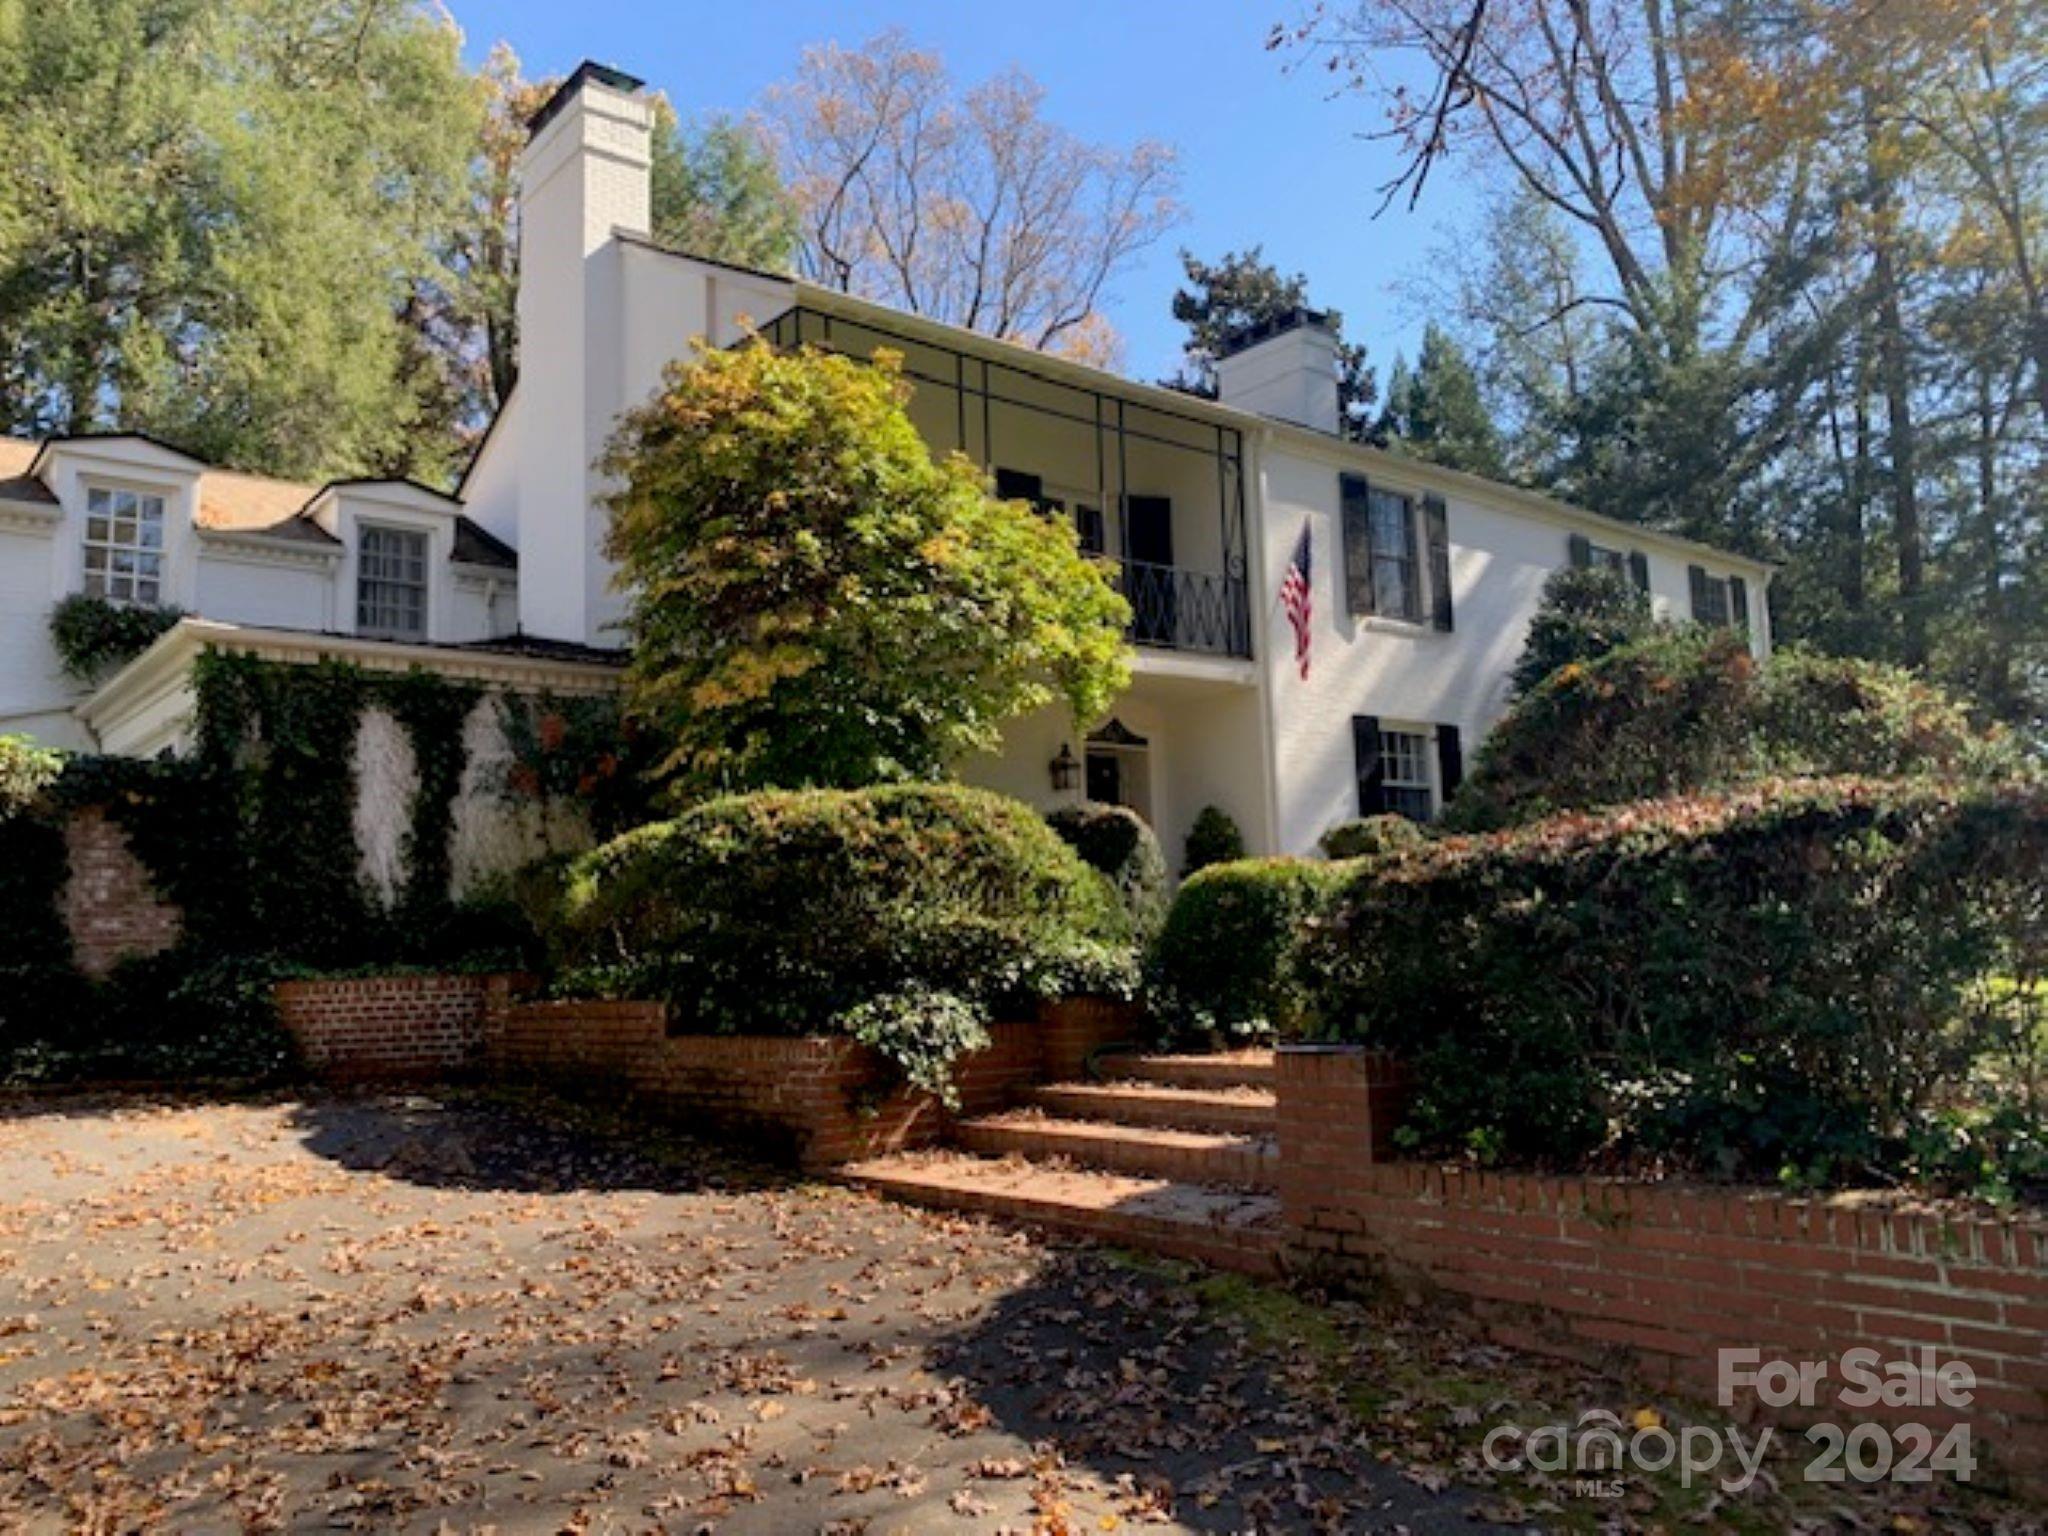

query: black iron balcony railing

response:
[1118,560,1252,659]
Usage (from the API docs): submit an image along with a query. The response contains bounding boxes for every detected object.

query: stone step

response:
[842,1152,1282,1276]
[1095,1048,1276,1092]
[956,1109,1277,1190]
[1023,1080,1277,1136]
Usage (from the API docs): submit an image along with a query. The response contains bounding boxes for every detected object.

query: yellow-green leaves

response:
[603,341,1130,797]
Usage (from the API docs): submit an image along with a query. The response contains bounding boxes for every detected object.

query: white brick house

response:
[0,61,1771,860]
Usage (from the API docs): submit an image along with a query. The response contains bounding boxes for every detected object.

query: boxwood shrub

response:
[554,784,1135,1099]
[1296,777,2048,1191]
[1146,858,1342,1041]
[1044,802,1168,939]
[1318,813,1428,861]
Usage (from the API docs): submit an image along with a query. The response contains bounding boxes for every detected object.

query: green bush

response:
[48,594,182,681]
[1147,858,1341,1041]
[1509,564,1655,697]
[1045,802,1168,939]
[0,735,61,818]
[555,784,1135,1095]
[1449,631,2033,831]
[1297,777,2048,1191]
[1318,813,1428,861]
[1180,805,1246,877]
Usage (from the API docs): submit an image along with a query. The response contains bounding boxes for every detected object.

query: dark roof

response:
[450,632,625,666]
[526,61,646,137]
[0,471,56,505]
[252,516,341,547]
[451,516,518,570]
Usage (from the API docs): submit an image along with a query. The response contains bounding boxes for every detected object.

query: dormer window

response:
[83,486,166,606]
[357,525,428,640]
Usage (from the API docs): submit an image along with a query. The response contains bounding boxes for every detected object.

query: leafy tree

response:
[1164,248,1376,436]
[648,105,798,272]
[601,341,1131,795]
[1508,565,1655,698]
[0,0,481,482]
[1376,323,1503,477]
[762,30,1180,359]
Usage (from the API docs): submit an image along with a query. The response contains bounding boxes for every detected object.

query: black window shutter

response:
[1729,575,1750,634]
[1628,550,1651,593]
[1352,716,1385,815]
[1339,473,1375,616]
[1436,723,1463,804]
[995,468,1043,505]
[1423,494,1453,631]
[1688,564,1713,623]
[1569,532,1593,569]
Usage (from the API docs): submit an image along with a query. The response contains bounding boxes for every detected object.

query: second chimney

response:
[1215,308,1342,435]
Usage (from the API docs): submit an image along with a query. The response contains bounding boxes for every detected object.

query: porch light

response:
[1048,743,1079,794]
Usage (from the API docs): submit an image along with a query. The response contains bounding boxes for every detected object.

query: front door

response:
[1125,494,1176,645]
[1085,750,1121,806]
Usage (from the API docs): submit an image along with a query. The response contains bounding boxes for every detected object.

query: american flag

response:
[1280,519,1313,680]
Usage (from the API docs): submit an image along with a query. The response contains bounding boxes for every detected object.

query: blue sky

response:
[458,0,1476,388]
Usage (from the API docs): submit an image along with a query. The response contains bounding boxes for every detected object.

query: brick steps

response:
[1022,1080,1276,1136]
[955,1109,1277,1190]
[841,1152,1283,1276]
[1096,1049,1275,1091]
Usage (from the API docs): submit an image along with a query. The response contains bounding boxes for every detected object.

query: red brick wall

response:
[1039,995,1147,1081]
[276,973,512,1080]
[487,995,1132,1169]
[60,808,181,979]
[1275,1044,2048,1489]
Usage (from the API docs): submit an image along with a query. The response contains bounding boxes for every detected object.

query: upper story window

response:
[83,486,166,606]
[357,526,429,640]
[1569,532,1650,592]
[1341,473,1454,630]
[1688,564,1748,632]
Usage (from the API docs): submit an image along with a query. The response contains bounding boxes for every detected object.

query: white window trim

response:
[1378,722,1437,822]
[355,522,431,641]
[81,478,171,608]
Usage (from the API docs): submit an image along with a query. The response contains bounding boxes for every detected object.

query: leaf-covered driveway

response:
[0,1091,1503,1534]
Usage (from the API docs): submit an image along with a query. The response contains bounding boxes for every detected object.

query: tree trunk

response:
[1863,94,1925,670]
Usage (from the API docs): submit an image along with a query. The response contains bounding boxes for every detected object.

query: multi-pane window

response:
[1344,478,1424,622]
[357,526,429,639]
[83,486,166,606]
[1586,542,1627,575]
[1695,573,1732,626]
[1379,728,1434,821]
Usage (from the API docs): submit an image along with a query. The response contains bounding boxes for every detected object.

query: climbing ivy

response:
[385,669,482,928]
[48,595,183,681]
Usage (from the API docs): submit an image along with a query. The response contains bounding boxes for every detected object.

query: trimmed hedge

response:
[1045,802,1168,939]
[1147,858,1341,1041]
[1181,805,1246,877]
[1449,630,2032,831]
[1297,778,2048,1191]
[1318,813,1428,861]
[555,784,1135,1098]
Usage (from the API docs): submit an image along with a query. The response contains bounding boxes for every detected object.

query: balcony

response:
[1119,559,1251,659]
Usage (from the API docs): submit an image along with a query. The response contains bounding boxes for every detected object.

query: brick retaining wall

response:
[1275,1044,2048,1488]
[486,995,1130,1168]
[60,808,181,979]
[276,973,517,1080]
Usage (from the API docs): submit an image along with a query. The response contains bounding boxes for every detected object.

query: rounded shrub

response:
[1146,857,1341,1041]
[1180,805,1246,877]
[1044,802,1168,939]
[1318,813,1427,861]
[555,784,1135,1098]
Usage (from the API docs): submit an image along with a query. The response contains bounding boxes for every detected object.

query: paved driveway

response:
[0,1091,1507,1534]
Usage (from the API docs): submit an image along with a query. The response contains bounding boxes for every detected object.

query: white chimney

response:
[514,61,652,645]
[1214,308,1342,436]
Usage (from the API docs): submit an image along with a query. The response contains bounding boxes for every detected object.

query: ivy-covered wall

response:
[0,651,651,1083]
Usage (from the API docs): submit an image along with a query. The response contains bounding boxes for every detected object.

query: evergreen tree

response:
[1376,323,1505,478]
[1165,248,1377,438]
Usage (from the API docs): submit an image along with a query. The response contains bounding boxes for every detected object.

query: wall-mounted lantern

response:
[1048,743,1079,794]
